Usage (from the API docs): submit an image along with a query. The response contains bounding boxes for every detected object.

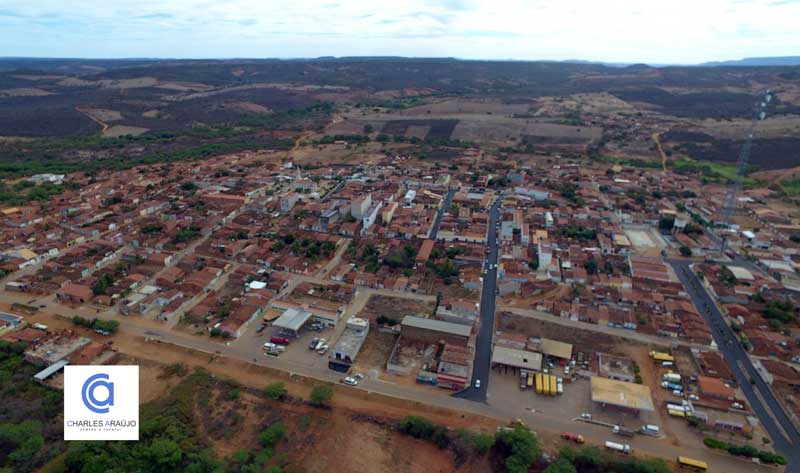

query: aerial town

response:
[0,56,799,473]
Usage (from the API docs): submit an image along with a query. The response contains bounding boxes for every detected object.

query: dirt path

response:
[75,106,109,134]
[652,132,668,171]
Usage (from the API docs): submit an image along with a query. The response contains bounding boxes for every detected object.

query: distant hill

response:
[700,56,800,67]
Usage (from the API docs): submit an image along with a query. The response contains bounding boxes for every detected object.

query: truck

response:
[527,373,534,388]
[661,381,683,391]
[548,375,556,396]
[520,371,528,389]
[612,425,635,437]
[557,381,564,395]
[560,432,585,444]
[605,441,631,455]
[535,373,544,394]
[662,373,681,383]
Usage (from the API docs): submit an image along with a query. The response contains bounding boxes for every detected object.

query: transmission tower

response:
[718,90,772,254]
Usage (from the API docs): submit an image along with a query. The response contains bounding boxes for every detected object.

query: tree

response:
[494,424,540,473]
[679,245,692,256]
[544,458,577,473]
[264,382,287,401]
[260,421,287,447]
[584,258,598,275]
[658,215,675,231]
[146,438,183,472]
[309,384,333,406]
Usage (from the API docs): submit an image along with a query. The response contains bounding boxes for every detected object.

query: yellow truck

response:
[535,373,543,394]
[548,375,557,396]
[527,373,534,388]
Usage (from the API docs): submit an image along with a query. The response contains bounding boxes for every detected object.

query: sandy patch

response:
[103,125,150,137]
[0,88,54,97]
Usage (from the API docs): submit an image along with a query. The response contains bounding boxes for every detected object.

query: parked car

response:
[732,402,744,409]
[580,412,592,420]
[256,324,266,333]
[271,336,290,345]
[354,373,365,380]
[474,379,481,388]
[309,337,320,349]
[342,377,358,386]
[317,344,328,355]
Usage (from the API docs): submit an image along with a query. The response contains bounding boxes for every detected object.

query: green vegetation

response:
[495,424,541,473]
[557,225,597,242]
[309,384,333,406]
[397,416,450,448]
[0,181,75,205]
[383,245,418,269]
[778,177,800,196]
[172,225,201,244]
[355,243,381,273]
[718,266,738,287]
[679,245,692,256]
[669,158,759,186]
[264,382,287,401]
[71,315,120,334]
[0,341,63,471]
[762,299,796,324]
[454,428,495,454]
[91,272,116,295]
[658,215,675,231]
[703,437,786,465]
[427,258,459,282]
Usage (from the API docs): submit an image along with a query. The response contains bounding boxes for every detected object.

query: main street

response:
[667,258,800,470]
[429,188,457,240]
[455,194,501,402]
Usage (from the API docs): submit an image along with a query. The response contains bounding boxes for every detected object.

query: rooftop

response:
[272,308,312,332]
[491,345,542,371]
[590,376,655,411]
[401,315,472,338]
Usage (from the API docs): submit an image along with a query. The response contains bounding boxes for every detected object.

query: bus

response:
[677,456,708,471]
[535,373,543,394]
[650,351,674,363]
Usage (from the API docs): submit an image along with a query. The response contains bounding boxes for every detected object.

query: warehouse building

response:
[491,345,543,373]
[329,317,369,372]
[401,315,471,346]
[591,376,655,415]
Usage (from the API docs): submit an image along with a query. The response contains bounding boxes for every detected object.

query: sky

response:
[1,0,799,64]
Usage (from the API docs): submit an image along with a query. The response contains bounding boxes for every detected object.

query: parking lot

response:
[487,365,664,435]
[234,316,345,371]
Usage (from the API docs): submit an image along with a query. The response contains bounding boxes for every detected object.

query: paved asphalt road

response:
[667,258,800,469]
[429,188,457,240]
[455,195,501,402]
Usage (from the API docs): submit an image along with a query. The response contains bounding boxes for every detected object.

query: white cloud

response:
[0,0,798,62]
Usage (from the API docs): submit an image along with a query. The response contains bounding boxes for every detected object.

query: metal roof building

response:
[541,338,572,360]
[401,315,471,338]
[590,376,655,412]
[491,345,542,372]
[33,360,69,383]
[272,308,312,335]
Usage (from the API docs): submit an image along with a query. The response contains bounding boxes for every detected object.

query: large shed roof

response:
[591,376,654,411]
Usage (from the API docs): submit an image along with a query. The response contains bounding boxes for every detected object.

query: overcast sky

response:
[1,0,798,64]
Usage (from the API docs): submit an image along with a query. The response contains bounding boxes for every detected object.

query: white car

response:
[688,394,700,401]
[580,412,592,420]
[732,402,744,410]
[474,379,481,388]
[342,377,358,386]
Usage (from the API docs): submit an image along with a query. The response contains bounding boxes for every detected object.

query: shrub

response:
[260,422,287,448]
[398,416,450,448]
[494,424,540,473]
[309,384,333,406]
[264,382,287,401]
